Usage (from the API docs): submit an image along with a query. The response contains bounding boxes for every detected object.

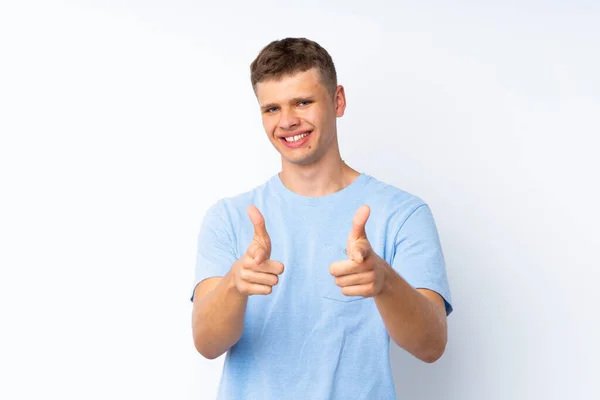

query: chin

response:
[284,154,319,166]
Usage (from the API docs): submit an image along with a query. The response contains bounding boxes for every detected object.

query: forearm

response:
[374,261,447,363]
[192,271,248,359]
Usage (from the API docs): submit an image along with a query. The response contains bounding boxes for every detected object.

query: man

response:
[191,37,452,399]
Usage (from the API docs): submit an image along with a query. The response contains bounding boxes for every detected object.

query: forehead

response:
[255,68,326,104]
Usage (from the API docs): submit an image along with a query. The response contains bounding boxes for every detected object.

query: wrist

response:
[225,267,248,300]
[377,259,396,297]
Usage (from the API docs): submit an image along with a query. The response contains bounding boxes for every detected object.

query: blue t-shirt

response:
[192,173,453,400]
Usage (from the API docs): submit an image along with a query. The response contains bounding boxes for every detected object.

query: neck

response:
[278,144,360,197]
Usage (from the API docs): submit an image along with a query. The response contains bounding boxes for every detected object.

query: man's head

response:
[250,38,346,167]
[250,38,337,97]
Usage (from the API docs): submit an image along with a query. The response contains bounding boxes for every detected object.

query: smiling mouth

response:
[282,131,312,143]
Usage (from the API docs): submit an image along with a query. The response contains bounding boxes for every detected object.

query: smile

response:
[280,131,312,148]
[284,132,310,142]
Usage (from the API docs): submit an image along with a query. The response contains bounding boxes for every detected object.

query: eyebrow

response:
[260,96,315,111]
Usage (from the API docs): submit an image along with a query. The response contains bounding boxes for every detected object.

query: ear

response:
[334,85,346,117]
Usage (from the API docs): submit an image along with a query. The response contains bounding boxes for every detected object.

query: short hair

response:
[250,37,338,96]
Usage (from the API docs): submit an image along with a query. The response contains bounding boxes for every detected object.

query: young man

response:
[191,38,453,399]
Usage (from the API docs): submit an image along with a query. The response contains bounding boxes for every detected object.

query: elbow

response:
[194,338,222,360]
[419,315,448,363]
[192,317,241,360]
[420,346,445,363]
[392,334,447,363]
[419,336,447,363]
[193,327,223,360]
[200,350,221,361]
[192,315,224,360]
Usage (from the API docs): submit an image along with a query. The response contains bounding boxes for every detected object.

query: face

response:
[255,68,346,166]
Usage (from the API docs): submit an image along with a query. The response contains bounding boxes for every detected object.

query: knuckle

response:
[242,257,253,268]
[240,269,252,281]
[237,282,248,294]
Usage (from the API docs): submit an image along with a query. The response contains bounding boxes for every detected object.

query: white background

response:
[1,1,599,399]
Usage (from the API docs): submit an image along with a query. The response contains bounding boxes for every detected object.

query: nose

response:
[278,108,300,130]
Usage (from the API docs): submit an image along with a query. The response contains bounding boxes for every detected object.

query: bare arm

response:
[374,263,447,363]
[192,274,248,359]
[331,205,448,363]
[191,205,283,360]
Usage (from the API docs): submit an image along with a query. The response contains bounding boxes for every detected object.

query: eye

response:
[265,107,278,113]
[298,100,311,107]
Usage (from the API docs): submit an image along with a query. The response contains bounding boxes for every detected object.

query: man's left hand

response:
[329,205,387,298]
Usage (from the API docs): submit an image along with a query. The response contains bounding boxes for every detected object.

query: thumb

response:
[348,205,370,242]
[350,242,371,263]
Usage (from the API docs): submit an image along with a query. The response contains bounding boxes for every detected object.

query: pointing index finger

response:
[247,205,269,238]
[246,205,271,255]
[348,205,370,242]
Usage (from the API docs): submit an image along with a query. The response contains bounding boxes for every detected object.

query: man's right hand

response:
[231,205,284,296]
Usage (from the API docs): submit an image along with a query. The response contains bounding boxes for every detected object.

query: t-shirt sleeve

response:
[391,204,453,315]
[190,202,238,302]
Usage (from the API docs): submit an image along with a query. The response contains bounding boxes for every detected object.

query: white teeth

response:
[284,132,309,142]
